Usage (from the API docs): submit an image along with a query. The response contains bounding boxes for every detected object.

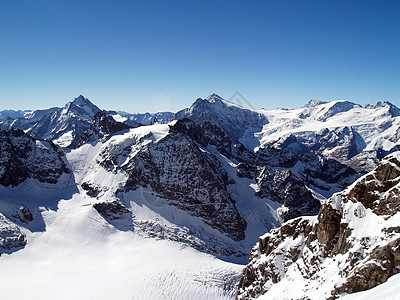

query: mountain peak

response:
[72,95,92,106]
[304,100,328,108]
[205,93,224,103]
[374,101,400,117]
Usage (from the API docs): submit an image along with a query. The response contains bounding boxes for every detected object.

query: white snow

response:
[248,100,400,152]
[53,130,74,148]
[0,183,243,300]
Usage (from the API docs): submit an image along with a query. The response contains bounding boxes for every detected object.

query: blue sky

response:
[1,0,399,113]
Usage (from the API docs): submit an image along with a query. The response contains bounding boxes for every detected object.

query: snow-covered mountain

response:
[0,94,399,299]
[258,100,400,173]
[237,151,400,300]
[177,95,400,174]
[0,95,101,148]
[70,118,328,259]
[0,96,174,148]
[175,93,268,148]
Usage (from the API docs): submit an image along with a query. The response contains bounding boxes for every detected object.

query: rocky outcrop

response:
[93,201,132,221]
[0,129,70,187]
[77,112,131,147]
[255,146,359,193]
[237,152,400,300]
[170,118,255,162]
[347,154,400,215]
[12,206,34,224]
[0,213,26,255]
[255,167,320,221]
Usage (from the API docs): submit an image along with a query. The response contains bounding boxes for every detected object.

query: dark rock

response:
[348,155,400,215]
[77,112,131,147]
[256,167,321,221]
[0,213,26,255]
[12,206,34,223]
[93,201,132,221]
[0,129,70,187]
[101,130,247,242]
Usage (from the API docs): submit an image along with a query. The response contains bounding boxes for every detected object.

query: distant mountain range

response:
[0,94,399,299]
[0,95,173,148]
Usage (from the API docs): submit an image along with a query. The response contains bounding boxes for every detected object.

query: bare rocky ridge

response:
[237,152,400,300]
[77,111,131,147]
[0,213,26,255]
[0,128,70,187]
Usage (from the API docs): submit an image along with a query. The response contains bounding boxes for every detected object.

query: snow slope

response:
[0,191,242,300]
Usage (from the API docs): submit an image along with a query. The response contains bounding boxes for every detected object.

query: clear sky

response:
[1,0,399,113]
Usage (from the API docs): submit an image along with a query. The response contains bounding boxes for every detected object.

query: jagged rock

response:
[175,93,268,144]
[93,201,132,221]
[81,182,101,197]
[347,155,400,215]
[0,213,26,255]
[96,127,247,242]
[316,204,341,252]
[0,129,70,187]
[256,167,320,221]
[237,152,400,300]
[118,132,247,241]
[12,206,34,223]
[255,146,359,193]
[77,112,131,147]
[170,118,255,162]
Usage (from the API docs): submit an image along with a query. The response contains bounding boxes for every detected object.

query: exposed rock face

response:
[0,213,26,255]
[0,129,70,187]
[122,133,247,242]
[77,112,131,147]
[94,125,247,242]
[93,201,132,221]
[12,206,34,224]
[237,152,400,300]
[255,167,320,221]
[254,145,359,194]
[259,100,400,174]
[348,155,400,215]
[170,118,255,162]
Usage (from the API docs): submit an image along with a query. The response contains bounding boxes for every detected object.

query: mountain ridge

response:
[0,94,399,299]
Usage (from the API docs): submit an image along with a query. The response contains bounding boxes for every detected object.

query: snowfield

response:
[0,123,245,300]
[0,191,243,300]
